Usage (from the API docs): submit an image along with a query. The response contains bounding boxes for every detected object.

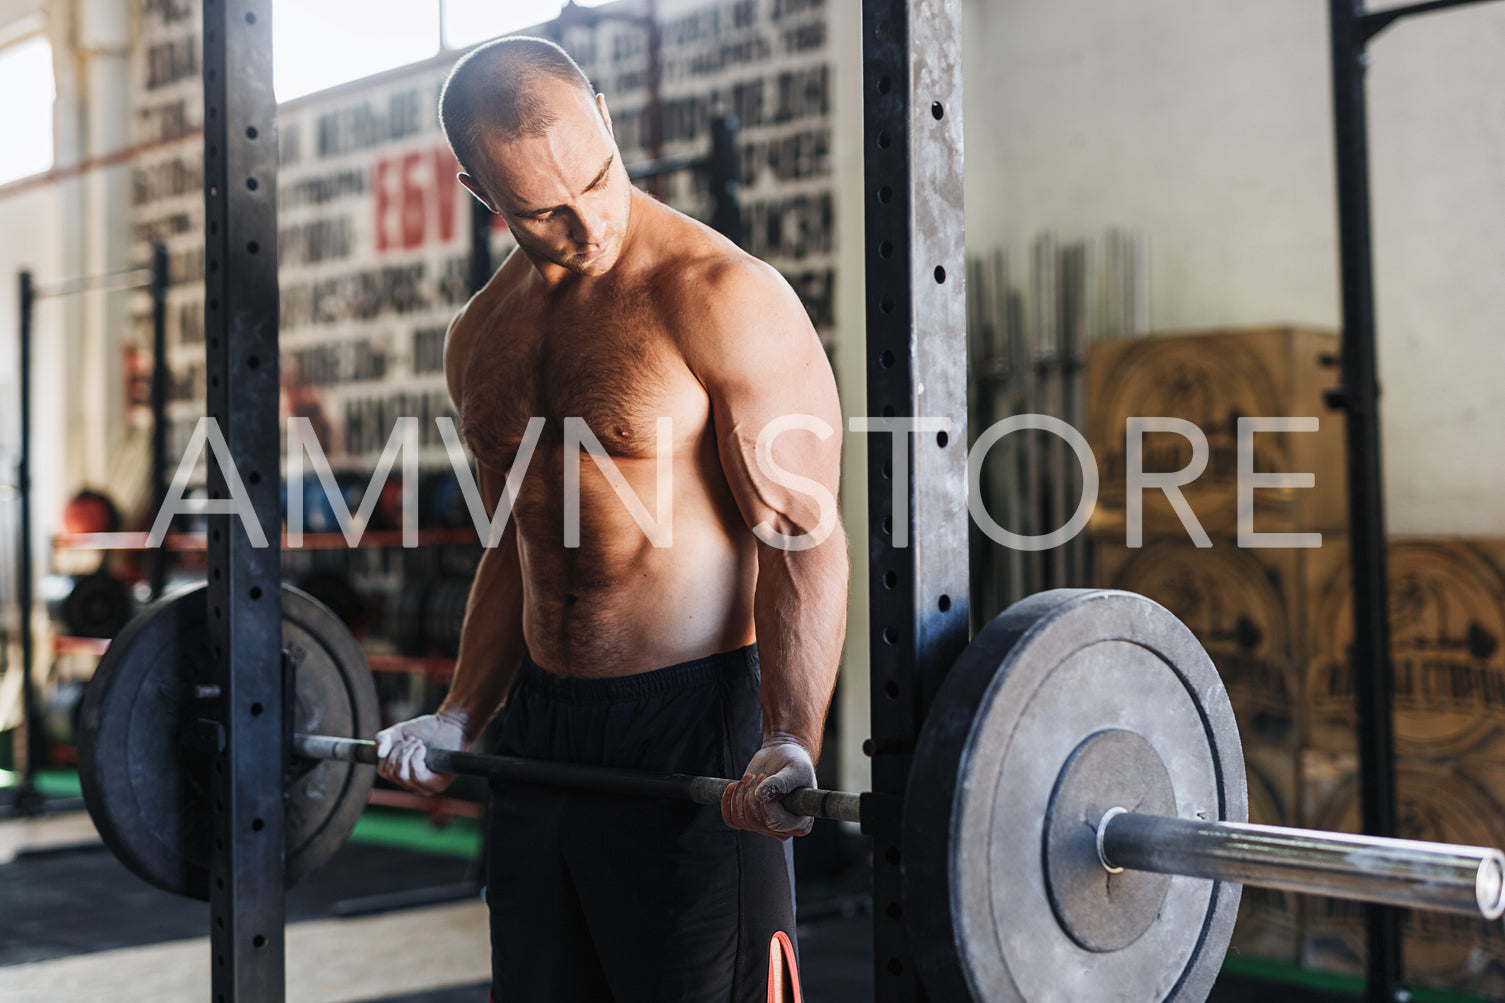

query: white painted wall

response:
[961,0,1505,535]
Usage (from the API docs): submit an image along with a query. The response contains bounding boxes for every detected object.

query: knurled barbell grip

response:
[292,734,864,823]
[1097,808,1505,920]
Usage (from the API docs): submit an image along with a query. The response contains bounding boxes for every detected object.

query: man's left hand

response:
[721,739,817,840]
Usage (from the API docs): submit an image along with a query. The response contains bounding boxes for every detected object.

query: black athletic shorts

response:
[485,644,797,1003]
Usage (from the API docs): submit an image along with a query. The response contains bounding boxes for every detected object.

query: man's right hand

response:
[374,712,467,796]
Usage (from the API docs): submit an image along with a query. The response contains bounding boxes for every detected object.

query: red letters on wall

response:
[373,145,463,252]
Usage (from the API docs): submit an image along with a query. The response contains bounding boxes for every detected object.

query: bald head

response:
[439,36,597,181]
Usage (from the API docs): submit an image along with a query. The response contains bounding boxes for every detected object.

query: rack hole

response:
[937,430,949,448]
[882,626,898,645]
[252,818,264,832]
[932,101,944,120]
[251,702,263,716]
[881,461,892,480]
[881,515,892,536]
[248,355,260,369]
[253,935,266,948]
[247,241,259,254]
[877,76,891,95]
[887,958,904,976]
[934,265,946,283]
[878,240,893,259]
[245,177,258,191]
[887,902,903,920]
[877,131,891,150]
[883,570,897,590]
[881,404,896,418]
[249,586,263,600]
[877,185,892,205]
[879,349,894,368]
[884,679,899,698]
[879,297,894,315]
[939,594,952,612]
[246,126,258,140]
[245,11,257,23]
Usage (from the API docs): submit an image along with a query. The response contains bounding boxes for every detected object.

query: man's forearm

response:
[752,534,850,763]
[437,538,526,747]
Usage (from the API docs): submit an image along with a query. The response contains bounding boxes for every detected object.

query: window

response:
[272,0,617,101]
[0,34,55,185]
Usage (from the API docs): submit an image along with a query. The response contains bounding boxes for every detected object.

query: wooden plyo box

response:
[1085,326,1347,544]
[1300,749,1505,997]
[1303,538,1505,764]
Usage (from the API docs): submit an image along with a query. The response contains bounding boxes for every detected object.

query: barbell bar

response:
[289,733,1505,921]
[290,734,865,823]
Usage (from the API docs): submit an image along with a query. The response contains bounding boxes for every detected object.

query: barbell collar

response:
[1098,808,1505,920]
[292,734,864,824]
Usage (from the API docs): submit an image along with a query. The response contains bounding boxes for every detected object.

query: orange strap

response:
[766,929,803,1003]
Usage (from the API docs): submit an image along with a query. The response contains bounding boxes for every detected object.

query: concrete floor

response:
[0,805,1356,1002]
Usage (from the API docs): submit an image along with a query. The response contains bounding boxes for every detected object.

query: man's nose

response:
[567,205,603,245]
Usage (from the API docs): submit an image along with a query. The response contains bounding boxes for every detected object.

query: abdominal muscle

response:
[510,443,759,678]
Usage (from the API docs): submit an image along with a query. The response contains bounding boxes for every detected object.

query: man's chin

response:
[566,245,614,274]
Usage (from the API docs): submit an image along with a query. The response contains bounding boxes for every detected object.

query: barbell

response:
[77,584,1505,1003]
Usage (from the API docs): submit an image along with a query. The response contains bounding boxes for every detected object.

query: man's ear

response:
[596,93,613,136]
[457,172,498,214]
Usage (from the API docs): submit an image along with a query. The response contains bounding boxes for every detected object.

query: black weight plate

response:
[78,583,379,900]
[904,589,1248,1003]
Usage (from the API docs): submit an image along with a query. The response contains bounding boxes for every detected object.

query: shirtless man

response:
[373,36,848,1003]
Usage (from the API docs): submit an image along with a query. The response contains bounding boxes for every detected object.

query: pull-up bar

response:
[1360,0,1504,41]
[30,266,155,300]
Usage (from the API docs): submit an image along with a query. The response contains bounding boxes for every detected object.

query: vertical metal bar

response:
[148,243,169,600]
[707,115,743,245]
[203,1,284,998]
[862,2,969,999]
[1327,1,1404,999]
[643,1,665,201]
[468,200,494,295]
[14,271,41,812]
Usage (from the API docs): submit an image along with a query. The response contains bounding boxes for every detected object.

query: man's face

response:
[469,79,632,278]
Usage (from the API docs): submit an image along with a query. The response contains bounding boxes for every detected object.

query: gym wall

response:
[960,0,1505,536]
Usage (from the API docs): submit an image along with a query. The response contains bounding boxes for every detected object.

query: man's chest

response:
[460,295,711,469]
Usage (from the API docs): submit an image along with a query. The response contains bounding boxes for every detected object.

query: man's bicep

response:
[708,298,843,539]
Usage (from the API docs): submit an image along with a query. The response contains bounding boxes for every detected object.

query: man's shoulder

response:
[652,238,796,334]
[444,248,530,403]
[449,249,529,345]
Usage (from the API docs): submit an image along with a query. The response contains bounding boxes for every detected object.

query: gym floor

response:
[1,772,1370,1003]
